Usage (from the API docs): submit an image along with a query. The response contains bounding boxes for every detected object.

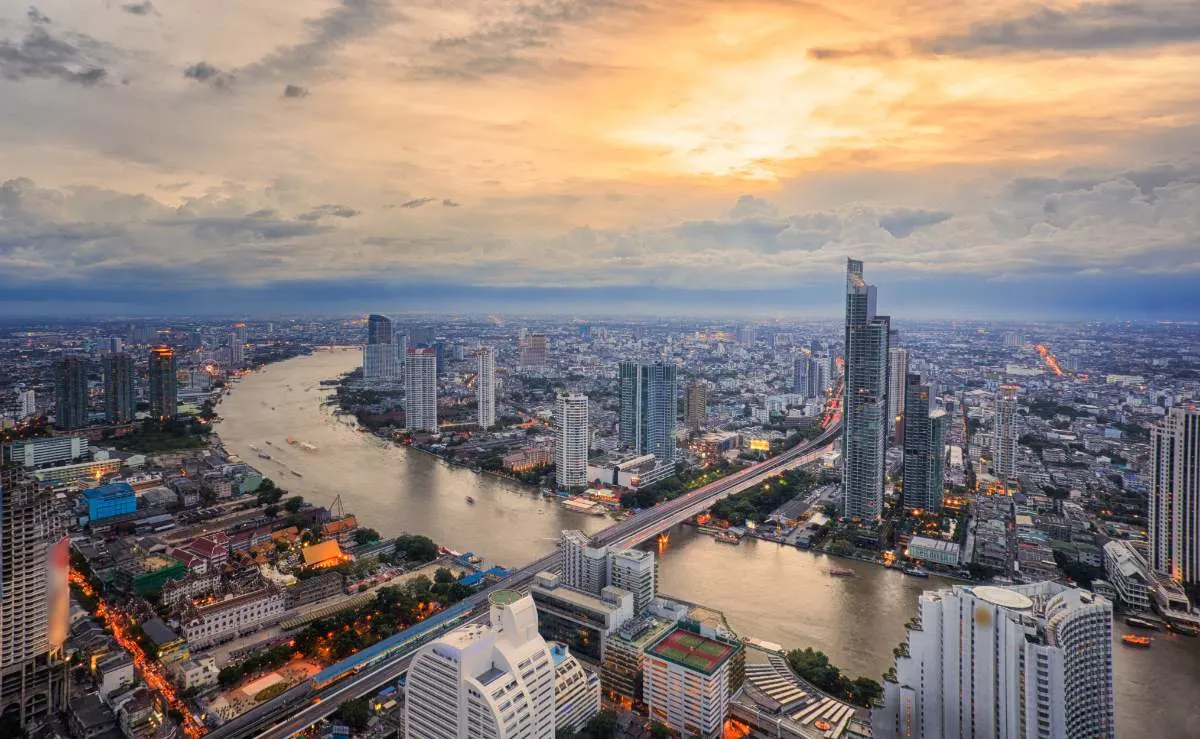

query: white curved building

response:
[873,581,1114,739]
[550,642,601,733]
[404,591,556,739]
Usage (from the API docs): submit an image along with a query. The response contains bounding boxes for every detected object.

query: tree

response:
[578,709,618,739]
[434,567,455,584]
[284,496,304,514]
[354,528,381,546]
[395,534,439,563]
[264,504,280,518]
[650,723,673,738]
[336,698,371,732]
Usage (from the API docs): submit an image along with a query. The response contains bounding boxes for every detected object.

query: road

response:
[230,420,842,738]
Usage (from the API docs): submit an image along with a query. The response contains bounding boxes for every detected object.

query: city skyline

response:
[1,2,1198,317]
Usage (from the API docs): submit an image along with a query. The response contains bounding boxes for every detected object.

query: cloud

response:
[182,61,234,89]
[0,26,107,85]
[729,195,778,219]
[296,204,359,221]
[396,197,436,209]
[26,6,51,24]
[245,0,398,79]
[877,208,953,238]
[282,84,309,98]
[121,2,156,16]
[442,199,460,207]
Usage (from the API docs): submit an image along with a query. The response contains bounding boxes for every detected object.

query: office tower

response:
[887,347,908,440]
[521,333,548,367]
[0,468,68,724]
[54,356,88,430]
[362,344,398,379]
[553,642,602,733]
[873,582,1114,739]
[645,625,743,739]
[432,340,446,376]
[404,590,556,739]
[233,322,248,341]
[792,355,824,399]
[618,361,678,464]
[410,326,436,347]
[367,313,393,345]
[992,384,1020,480]
[608,549,657,613]
[684,380,708,431]
[554,393,589,488]
[102,353,136,424]
[17,389,36,420]
[104,337,123,354]
[736,326,756,345]
[148,346,178,421]
[902,375,946,513]
[227,332,244,368]
[842,259,890,520]
[1150,407,1200,584]
[559,529,609,595]
[476,347,496,429]
[824,352,838,390]
[405,348,438,432]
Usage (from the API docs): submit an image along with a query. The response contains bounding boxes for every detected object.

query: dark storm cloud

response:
[121,2,156,16]
[878,208,953,238]
[183,61,235,89]
[27,6,51,24]
[0,26,107,85]
[296,204,359,221]
[283,84,309,98]
[809,0,1200,60]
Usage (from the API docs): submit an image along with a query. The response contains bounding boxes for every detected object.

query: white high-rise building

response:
[873,582,1114,739]
[609,548,657,613]
[551,642,601,733]
[555,393,588,488]
[559,529,609,595]
[17,389,36,419]
[404,590,556,739]
[992,384,1020,480]
[477,347,496,429]
[1150,406,1200,584]
[227,332,244,368]
[887,347,908,439]
[405,347,438,432]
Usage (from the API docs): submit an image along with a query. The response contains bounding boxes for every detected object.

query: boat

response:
[1125,616,1162,631]
[1121,634,1152,648]
[287,437,298,445]
[466,496,475,504]
[264,440,273,446]
[826,566,856,577]
[299,442,318,452]
[715,532,741,545]
[257,452,271,460]
[902,566,930,578]
[291,471,303,478]
[1167,622,1200,637]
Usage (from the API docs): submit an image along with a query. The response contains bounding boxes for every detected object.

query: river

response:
[218,350,1196,738]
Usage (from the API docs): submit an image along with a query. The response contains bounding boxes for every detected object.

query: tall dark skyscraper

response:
[842,258,890,520]
[53,356,88,430]
[618,361,678,463]
[148,346,178,421]
[367,314,393,345]
[901,374,946,513]
[793,354,824,398]
[102,352,136,424]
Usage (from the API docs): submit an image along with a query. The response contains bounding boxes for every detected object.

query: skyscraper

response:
[608,548,657,613]
[993,384,1020,480]
[793,354,825,399]
[404,590,556,739]
[887,347,908,440]
[17,389,36,420]
[842,258,890,520]
[559,529,609,595]
[476,347,496,429]
[902,375,945,513]
[554,393,589,488]
[1149,407,1200,584]
[410,326,436,347]
[53,356,88,430]
[618,361,678,464]
[521,333,548,367]
[405,347,438,432]
[367,313,393,345]
[102,352,136,424]
[0,468,68,723]
[148,346,178,421]
[227,332,245,368]
[873,582,1114,739]
[363,314,400,380]
[684,380,707,432]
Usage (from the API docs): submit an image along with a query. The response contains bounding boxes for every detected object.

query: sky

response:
[0,0,1198,318]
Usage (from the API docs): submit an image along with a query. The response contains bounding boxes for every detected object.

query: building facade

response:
[684,380,707,432]
[842,258,890,520]
[644,625,741,739]
[148,346,178,421]
[887,347,908,439]
[54,355,89,430]
[102,352,136,424]
[873,582,1114,739]
[993,384,1021,480]
[552,643,601,733]
[608,549,657,614]
[618,361,679,464]
[404,590,556,739]
[1150,406,1200,585]
[404,347,438,432]
[3,436,88,469]
[520,333,548,367]
[554,393,589,488]
[902,375,946,513]
[178,583,284,648]
[477,347,496,429]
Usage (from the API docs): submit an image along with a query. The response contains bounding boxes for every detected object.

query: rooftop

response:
[973,586,1034,611]
[84,482,135,500]
[647,626,738,676]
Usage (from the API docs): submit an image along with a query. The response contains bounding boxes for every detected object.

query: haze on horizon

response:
[1,0,1197,318]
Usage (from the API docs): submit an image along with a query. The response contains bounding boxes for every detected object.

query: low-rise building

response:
[114,555,187,597]
[68,693,119,738]
[179,582,285,648]
[172,655,219,691]
[160,571,221,610]
[83,482,137,521]
[601,614,678,704]
[284,571,343,610]
[531,571,633,664]
[4,435,88,468]
[143,618,190,664]
[905,536,961,567]
[586,453,674,491]
[33,458,122,485]
[95,652,135,698]
[1103,540,1152,612]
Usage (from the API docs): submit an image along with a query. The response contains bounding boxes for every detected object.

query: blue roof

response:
[460,572,485,587]
[550,642,569,666]
[84,482,135,500]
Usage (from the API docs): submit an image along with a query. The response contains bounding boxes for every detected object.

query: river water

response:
[219,350,1196,738]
